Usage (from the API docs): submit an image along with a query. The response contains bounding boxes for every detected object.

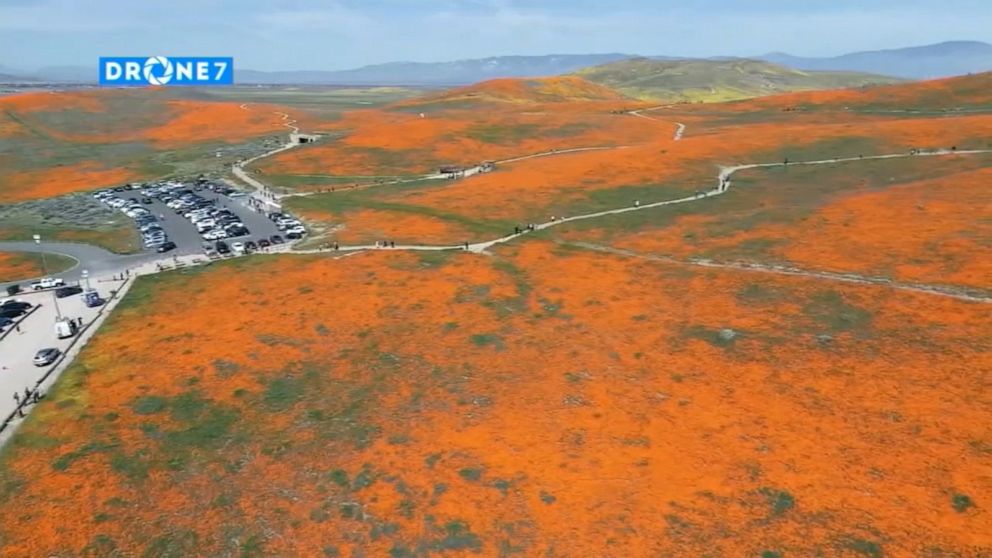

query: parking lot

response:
[93,182,298,257]
[0,279,124,427]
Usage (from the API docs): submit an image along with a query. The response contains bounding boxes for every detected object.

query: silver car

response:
[33,348,61,367]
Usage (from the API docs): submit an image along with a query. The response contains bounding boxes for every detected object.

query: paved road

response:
[0,241,156,288]
[0,282,123,427]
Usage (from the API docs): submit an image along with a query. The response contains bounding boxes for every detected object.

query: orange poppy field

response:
[266,74,992,254]
[0,73,989,556]
[0,88,308,203]
[0,252,45,283]
[0,251,76,283]
[0,243,989,556]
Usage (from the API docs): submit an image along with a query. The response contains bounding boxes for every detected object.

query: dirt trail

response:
[229,104,989,301]
[283,147,992,302]
[230,109,303,206]
[630,105,685,140]
[568,242,992,303]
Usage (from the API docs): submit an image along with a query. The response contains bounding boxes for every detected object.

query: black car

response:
[0,308,26,319]
[0,317,13,329]
[226,227,249,238]
[156,241,177,253]
[270,235,284,244]
[244,241,258,252]
[258,239,271,248]
[55,285,84,298]
[286,231,303,240]
[267,212,285,222]
[215,240,231,254]
[1,301,31,312]
[141,198,153,204]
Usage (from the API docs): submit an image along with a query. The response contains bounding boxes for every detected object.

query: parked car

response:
[31,277,65,290]
[203,229,227,241]
[0,308,26,319]
[244,241,258,252]
[258,239,271,248]
[33,348,61,367]
[1,300,31,311]
[231,242,246,254]
[156,241,177,253]
[83,291,105,308]
[0,317,14,330]
[55,285,83,298]
[215,241,230,255]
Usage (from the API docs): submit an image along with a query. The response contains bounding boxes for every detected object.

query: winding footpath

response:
[276,145,992,303]
[13,108,988,303]
[230,108,304,206]
[568,243,992,304]
[630,105,686,140]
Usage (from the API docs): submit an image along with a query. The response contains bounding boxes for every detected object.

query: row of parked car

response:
[266,211,307,240]
[0,298,33,332]
[92,187,176,253]
[152,181,256,242]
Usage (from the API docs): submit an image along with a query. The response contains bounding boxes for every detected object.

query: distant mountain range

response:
[237,54,634,86]
[1,41,989,85]
[757,41,992,79]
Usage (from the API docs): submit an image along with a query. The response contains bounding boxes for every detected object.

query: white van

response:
[54,318,78,339]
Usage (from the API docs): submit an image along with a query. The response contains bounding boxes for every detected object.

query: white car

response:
[196,220,216,233]
[286,226,307,236]
[231,242,245,254]
[202,228,228,240]
[31,277,65,290]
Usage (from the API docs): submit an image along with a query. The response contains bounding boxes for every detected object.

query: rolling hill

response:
[575,58,902,102]
[396,75,629,109]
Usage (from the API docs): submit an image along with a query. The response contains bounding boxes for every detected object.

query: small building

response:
[438,165,463,175]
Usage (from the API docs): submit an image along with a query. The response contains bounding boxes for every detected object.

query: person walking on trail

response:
[390,241,395,248]
[13,393,20,405]
[15,324,21,334]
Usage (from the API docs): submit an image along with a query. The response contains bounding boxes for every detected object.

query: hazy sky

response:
[1,0,990,71]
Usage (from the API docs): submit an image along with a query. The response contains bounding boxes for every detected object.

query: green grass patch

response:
[952,493,975,513]
[758,487,796,516]
[802,291,873,335]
